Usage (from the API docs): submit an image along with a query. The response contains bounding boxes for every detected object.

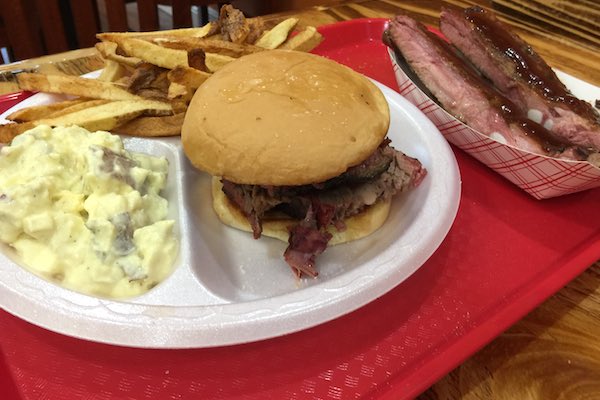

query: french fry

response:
[5,99,88,122]
[98,59,131,82]
[0,122,36,143]
[155,36,265,58]
[205,53,235,72]
[279,26,324,52]
[4,6,323,140]
[167,82,191,100]
[0,99,173,142]
[95,41,141,67]
[113,113,185,137]
[97,23,213,42]
[17,73,142,101]
[254,18,299,49]
[167,67,211,89]
[44,99,112,118]
[114,38,188,70]
[170,99,189,114]
[47,107,143,132]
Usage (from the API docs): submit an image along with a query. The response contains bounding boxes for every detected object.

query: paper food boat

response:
[387,47,600,200]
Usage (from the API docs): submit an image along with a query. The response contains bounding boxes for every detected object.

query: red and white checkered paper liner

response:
[388,48,600,199]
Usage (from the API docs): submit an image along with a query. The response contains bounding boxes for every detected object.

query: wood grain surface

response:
[0,1,599,399]
[269,0,600,86]
[420,262,600,400]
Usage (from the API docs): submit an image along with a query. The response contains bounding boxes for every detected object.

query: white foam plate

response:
[0,79,461,348]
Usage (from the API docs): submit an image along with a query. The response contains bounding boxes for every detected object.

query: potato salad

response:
[0,125,178,298]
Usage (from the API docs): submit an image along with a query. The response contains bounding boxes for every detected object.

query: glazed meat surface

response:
[386,14,586,160]
[440,6,600,153]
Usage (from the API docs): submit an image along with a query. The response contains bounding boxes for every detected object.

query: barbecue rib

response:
[440,6,600,154]
[386,14,587,160]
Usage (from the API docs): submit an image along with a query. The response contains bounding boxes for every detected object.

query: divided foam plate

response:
[0,79,461,348]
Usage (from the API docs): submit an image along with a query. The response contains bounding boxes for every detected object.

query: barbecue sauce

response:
[497,101,573,155]
[465,6,598,121]
[425,29,570,154]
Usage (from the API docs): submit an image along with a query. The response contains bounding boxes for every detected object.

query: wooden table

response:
[1,1,599,399]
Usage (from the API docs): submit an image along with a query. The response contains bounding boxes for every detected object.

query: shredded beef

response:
[126,63,169,100]
[219,4,250,44]
[222,141,426,277]
[284,205,332,277]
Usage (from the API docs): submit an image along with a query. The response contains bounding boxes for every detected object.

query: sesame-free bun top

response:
[182,49,390,185]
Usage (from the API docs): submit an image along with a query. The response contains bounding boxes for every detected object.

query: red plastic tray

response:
[1,19,599,400]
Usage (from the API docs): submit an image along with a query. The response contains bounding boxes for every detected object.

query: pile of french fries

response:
[0,5,323,143]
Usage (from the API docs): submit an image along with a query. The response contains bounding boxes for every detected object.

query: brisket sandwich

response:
[181,50,426,277]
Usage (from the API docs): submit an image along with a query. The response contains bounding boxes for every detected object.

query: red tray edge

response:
[378,233,600,399]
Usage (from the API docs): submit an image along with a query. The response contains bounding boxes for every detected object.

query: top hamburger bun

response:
[181,49,390,186]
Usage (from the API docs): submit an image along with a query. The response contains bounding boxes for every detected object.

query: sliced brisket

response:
[284,205,332,277]
[126,63,169,101]
[222,141,426,277]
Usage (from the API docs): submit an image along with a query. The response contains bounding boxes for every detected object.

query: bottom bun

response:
[211,177,391,245]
